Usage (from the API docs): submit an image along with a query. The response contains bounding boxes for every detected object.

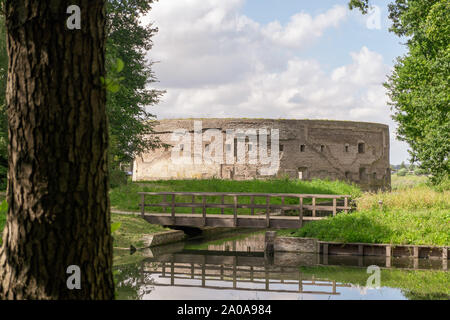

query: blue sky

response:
[146,0,410,164]
[242,0,407,71]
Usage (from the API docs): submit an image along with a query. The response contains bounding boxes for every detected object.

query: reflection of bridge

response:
[140,250,354,295]
[141,253,351,295]
[139,192,351,229]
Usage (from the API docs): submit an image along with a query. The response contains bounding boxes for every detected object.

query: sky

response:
[143,0,410,164]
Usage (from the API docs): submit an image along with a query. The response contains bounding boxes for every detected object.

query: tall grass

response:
[391,174,429,190]
[356,185,450,211]
[280,183,450,246]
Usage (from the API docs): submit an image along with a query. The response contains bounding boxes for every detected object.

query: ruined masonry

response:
[133,119,390,190]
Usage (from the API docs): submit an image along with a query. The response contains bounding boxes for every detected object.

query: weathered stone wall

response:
[133,119,390,190]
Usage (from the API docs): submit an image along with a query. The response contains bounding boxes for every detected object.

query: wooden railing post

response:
[192,195,195,214]
[299,197,303,227]
[332,198,337,216]
[140,193,145,218]
[163,194,167,213]
[281,196,285,216]
[202,195,207,226]
[233,195,238,227]
[171,194,176,223]
[221,195,225,215]
[312,197,316,217]
[344,196,349,213]
[266,196,270,228]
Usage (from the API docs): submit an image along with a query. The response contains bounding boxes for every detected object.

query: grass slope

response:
[111,213,167,248]
[279,184,450,246]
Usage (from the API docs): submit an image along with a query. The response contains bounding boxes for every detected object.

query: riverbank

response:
[278,184,450,246]
[111,213,168,249]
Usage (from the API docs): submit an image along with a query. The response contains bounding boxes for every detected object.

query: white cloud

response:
[143,0,409,163]
[262,5,347,48]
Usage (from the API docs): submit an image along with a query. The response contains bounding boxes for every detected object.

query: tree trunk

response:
[0,0,114,299]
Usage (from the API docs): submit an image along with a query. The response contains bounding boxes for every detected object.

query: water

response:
[113,231,449,300]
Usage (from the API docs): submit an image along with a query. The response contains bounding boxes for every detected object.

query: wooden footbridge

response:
[139,192,351,229]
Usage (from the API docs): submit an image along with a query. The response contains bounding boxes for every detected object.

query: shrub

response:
[110,169,128,189]
[397,168,408,176]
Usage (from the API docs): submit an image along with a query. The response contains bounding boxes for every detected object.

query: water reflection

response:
[114,232,449,300]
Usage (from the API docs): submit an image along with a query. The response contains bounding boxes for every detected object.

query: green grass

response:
[278,208,450,246]
[111,213,168,248]
[299,266,449,300]
[109,178,361,214]
[279,182,450,246]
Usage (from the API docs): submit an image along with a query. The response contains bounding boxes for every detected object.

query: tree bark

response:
[0,0,114,299]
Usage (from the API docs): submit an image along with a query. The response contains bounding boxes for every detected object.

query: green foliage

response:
[109,169,128,188]
[397,168,408,176]
[348,0,370,14]
[111,222,122,234]
[101,58,126,93]
[106,0,165,168]
[350,0,449,184]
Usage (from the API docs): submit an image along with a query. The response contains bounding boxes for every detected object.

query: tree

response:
[400,161,407,170]
[0,15,7,190]
[106,0,165,169]
[349,0,449,184]
[0,0,114,299]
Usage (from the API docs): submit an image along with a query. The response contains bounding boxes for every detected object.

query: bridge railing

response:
[138,192,351,226]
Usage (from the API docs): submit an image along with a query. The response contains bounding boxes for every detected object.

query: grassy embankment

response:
[278,176,450,246]
[111,213,168,248]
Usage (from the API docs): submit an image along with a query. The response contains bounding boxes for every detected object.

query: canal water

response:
[113,231,449,300]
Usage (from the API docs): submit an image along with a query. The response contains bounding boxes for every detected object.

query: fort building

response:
[132,119,391,190]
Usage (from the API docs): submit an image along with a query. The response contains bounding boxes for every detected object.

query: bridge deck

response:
[142,213,321,229]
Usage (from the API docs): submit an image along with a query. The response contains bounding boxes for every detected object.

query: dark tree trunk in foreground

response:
[0,0,114,299]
